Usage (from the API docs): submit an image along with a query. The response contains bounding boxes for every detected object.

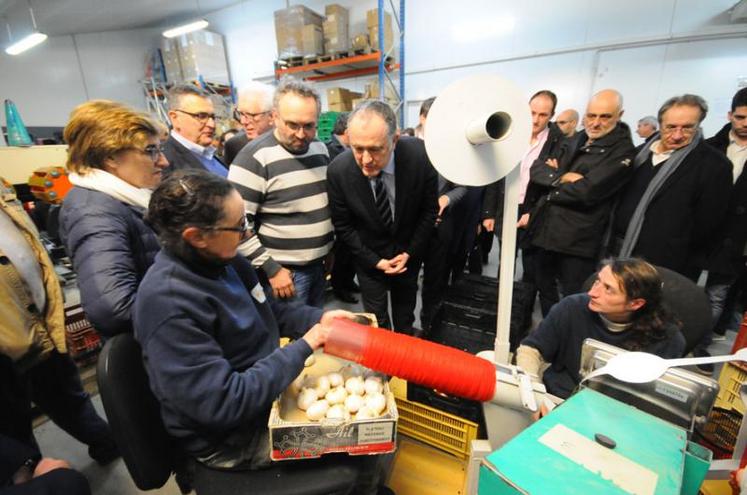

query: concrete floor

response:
[33,240,734,494]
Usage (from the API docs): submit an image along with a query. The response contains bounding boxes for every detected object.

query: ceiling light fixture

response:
[162,19,209,38]
[5,5,47,56]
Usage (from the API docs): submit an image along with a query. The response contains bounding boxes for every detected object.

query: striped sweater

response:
[228,131,333,276]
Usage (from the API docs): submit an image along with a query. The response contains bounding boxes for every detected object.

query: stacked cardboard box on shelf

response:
[323,4,350,54]
[160,31,230,85]
[367,8,394,53]
[363,80,398,107]
[178,31,230,85]
[274,5,324,59]
[327,87,363,112]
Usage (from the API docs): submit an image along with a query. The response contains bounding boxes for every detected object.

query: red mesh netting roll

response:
[324,318,496,402]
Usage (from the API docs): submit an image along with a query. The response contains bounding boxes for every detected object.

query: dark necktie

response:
[374,175,393,230]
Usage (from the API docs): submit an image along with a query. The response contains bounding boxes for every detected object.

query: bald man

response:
[524,89,635,313]
[555,109,579,138]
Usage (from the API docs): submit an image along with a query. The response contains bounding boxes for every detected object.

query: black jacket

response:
[619,138,733,275]
[162,135,226,177]
[0,433,40,486]
[526,123,635,258]
[704,123,747,277]
[325,135,346,161]
[327,137,438,270]
[223,132,250,166]
[482,123,567,237]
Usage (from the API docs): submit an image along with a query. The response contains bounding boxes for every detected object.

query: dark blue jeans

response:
[287,262,326,309]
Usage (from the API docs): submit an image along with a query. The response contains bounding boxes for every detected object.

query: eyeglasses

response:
[279,117,317,133]
[234,109,270,122]
[175,109,216,124]
[141,144,166,161]
[206,215,250,237]
[661,124,697,135]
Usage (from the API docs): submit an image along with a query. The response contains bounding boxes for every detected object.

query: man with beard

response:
[228,77,332,308]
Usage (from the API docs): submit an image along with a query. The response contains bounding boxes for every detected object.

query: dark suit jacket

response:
[162,135,225,177]
[327,137,438,271]
[223,132,250,166]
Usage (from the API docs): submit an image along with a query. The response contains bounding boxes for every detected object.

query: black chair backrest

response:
[97,334,174,490]
[582,264,711,355]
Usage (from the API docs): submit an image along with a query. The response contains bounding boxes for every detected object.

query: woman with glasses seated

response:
[59,100,168,337]
[134,170,363,474]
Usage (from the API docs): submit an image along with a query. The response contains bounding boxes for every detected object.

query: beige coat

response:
[0,178,66,372]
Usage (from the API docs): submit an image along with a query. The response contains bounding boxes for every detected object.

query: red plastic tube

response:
[324,318,496,402]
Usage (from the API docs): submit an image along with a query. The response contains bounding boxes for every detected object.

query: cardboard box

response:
[268,352,398,460]
[366,9,392,29]
[274,5,324,59]
[301,24,324,57]
[368,24,394,53]
[177,30,230,85]
[322,4,349,53]
[160,38,183,83]
[327,87,363,111]
[351,34,370,52]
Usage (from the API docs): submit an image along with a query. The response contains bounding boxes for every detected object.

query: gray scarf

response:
[618,129,703,258]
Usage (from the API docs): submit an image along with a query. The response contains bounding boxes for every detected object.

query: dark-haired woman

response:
[132,170,357,472]
[517,258,685,399]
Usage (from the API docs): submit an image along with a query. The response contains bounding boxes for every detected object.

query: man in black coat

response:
[162,84,227,177]
[694,88,747,364]
[611,94,732,280]
[327,101,438,334]
[223,81,275,166]
[526,89,635,313]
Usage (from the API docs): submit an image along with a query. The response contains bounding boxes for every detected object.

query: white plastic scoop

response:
[583,348,747,384]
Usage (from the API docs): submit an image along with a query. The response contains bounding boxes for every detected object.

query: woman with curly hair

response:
[517,257,685,398]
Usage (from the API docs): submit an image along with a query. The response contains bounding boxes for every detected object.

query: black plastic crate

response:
[445,274,499,310]
[441,302,495,330]
[428,320,495,355]
[406,382,486,437]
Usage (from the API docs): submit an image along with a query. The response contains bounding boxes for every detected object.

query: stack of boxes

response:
[322,4,349,54]
[160,31,230,85]
[367,8,394,53]
[274,5,324,59]
[327,87,363,112]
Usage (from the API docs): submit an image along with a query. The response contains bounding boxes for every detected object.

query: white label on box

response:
[654,382,688,403]
[538,424,658,495]
[358,422,393,445]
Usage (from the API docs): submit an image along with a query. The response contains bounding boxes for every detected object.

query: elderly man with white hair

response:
[224,81,275,165]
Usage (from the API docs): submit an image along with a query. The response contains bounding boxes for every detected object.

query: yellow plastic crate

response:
[714,362,747,415]
[393,394,478,460]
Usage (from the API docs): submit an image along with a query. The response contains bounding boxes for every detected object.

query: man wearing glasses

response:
[228,77,332,308]
[611,94,732,279]
[163,84,227,177]
[223,81,275,166]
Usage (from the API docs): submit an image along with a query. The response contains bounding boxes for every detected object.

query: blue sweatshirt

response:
[133,250,323,455]
[521,294,685,399]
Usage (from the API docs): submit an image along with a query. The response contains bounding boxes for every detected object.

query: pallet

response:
[277,49,378,69]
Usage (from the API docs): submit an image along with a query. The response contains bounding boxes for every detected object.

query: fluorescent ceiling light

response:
[5,32,48,55]
[163,19,209,38]
[451,16,515,43]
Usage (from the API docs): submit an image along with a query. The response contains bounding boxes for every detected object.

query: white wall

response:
[0,28,161,126]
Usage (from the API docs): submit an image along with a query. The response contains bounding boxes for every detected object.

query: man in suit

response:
[327,100,438,335]
[223,81,275,166]
[163,84,227,177]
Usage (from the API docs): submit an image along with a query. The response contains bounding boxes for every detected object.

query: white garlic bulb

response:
[304,354,316,367]
[297,388,318,411]
[289,373,306,396]
[344,394,364,413]
[303,375,330,398]
[306,400,330,421]
[345,377,365,396]
[326,404,350,420]
[364,377,383,395]
[355,406,377,419]
[364,393,387,414]
[325,386,348,405]
[327,372,344,388]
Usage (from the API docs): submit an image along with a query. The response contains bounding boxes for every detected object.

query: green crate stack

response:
[317,111,341,142]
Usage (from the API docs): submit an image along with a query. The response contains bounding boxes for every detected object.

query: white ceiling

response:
[0,0,244,37]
